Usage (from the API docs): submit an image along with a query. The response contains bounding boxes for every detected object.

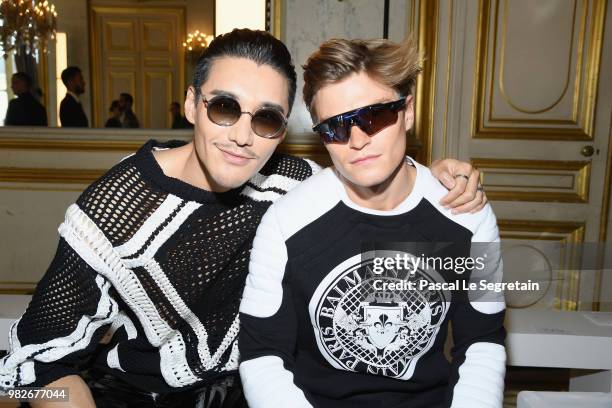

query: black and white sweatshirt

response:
[0,139,319,393]
[239,158,506,408]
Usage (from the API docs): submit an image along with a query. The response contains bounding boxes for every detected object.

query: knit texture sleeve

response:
[0,160,154,389]
[0,234,119,388]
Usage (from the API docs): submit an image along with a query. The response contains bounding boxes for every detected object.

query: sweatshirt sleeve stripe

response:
[239,205,313,407]
[450,343,506,408]
[239,206,288,318]
[449,203,506,407]
[240,356,312,408]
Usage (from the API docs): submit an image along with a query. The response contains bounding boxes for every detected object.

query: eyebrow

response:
[207,89,287,115]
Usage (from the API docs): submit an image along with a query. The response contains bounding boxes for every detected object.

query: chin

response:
[341,168,392,189]
[215,160,264,189]
[205,155,260,191]
[211,172,251,190]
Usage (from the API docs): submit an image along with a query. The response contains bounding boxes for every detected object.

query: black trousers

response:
[83,370,248,408]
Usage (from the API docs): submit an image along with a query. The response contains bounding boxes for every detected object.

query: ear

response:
[403,95,415,131]
[184,86,197,124]
[277,128,287,144]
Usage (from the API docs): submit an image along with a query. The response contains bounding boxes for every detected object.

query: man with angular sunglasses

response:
[239,37,505,408]
[1,30,487,407]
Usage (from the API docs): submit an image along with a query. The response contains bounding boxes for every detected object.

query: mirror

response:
[0,0,276,131]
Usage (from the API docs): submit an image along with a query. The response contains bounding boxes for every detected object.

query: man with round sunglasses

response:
[2,30,487,407]
[239,37,505,408]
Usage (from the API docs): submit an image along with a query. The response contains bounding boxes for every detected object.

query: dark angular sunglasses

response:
[202,95,287,139]
[312,97,407,144]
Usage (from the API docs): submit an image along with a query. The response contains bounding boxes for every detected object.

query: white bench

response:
[505,309,612,392]
[517,391,612,407]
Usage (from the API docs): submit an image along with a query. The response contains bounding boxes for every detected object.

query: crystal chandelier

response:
[0,0,57,58]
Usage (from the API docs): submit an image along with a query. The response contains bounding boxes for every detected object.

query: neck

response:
[339,159,415,211]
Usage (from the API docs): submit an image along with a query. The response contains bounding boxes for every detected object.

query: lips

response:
[216,145,254,165]
[220,148,252,160]
[350,154,381,165]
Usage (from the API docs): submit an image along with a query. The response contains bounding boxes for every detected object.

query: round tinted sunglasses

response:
[202,95,287,139]
[312,97,407,144]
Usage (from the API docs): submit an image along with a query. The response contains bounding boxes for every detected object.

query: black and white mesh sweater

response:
[0,139,320,393]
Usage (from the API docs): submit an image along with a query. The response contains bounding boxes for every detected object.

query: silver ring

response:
[454,174,470,181]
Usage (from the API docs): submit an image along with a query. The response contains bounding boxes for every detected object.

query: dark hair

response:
[120,93,134,106]
[192,28,297,115]
[61,66,81,87]
[12,72,32,88]
[303,37,422,119]
[109,100,119,111]
[170,101,180,109]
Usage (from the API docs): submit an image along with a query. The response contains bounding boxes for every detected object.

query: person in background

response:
[4,72,47,126]
[118,92,140,128]
[104,100,122,128]
[59,66,88,127]
[170,101,194,129]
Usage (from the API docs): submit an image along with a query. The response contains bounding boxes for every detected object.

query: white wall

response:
[282,0,410,142]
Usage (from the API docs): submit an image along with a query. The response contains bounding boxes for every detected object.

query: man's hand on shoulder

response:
[430,159,487,214]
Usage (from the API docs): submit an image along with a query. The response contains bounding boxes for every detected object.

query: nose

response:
[348,125,371,150]
[227,113,254,147]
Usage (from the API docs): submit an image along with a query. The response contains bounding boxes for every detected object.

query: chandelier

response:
[183,30,214,62]
[0,0,57,58]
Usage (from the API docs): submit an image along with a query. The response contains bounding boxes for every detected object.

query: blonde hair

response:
[302,37,423,119]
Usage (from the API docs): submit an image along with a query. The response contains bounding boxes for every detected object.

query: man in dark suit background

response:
[118,92,140,128]
[59,66,88,127]
[4,72,47,126]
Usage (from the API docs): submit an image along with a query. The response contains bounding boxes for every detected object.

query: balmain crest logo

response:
[308,252,450,380]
